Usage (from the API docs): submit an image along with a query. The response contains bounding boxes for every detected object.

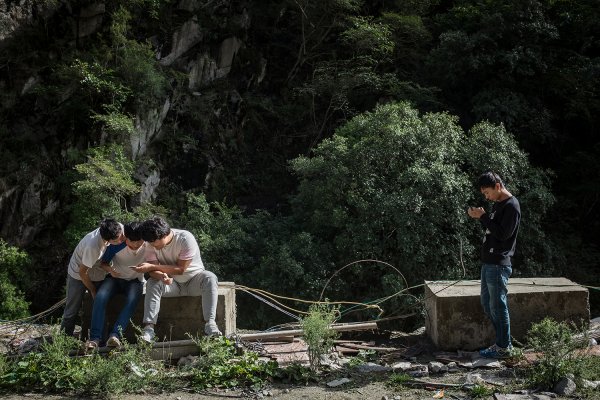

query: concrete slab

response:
[81,281,236,342]
[425,278,589,351]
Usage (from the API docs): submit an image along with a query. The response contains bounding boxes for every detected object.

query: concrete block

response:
[81,281,236,342]
[425,278,589,351]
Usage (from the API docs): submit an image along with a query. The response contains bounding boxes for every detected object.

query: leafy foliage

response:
[301,302,339,372]
[65,144,139,247]
[0,331,161,394]
[526,318,588,389]
[290,102,553,320]
[189,336,278,389]
[0,240,30,320]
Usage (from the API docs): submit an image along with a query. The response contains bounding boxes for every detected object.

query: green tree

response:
[65,144,139,247]
[290,102,554,315]
[0,240,31,320]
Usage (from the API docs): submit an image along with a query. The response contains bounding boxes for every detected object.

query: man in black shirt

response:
[468,171,521,359]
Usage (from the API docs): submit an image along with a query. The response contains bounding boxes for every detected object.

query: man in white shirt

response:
[60,218,124,337]
[85,221,146,349]
[131,216,221,341]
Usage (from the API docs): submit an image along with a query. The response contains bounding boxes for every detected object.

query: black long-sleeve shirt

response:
[479,196,521,265]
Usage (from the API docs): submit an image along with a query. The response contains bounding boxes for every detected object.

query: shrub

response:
[526,317,588,389]
[1,330,161,395]
[301,302,339,372]
[189,335,278,389]
[0,240,30,320]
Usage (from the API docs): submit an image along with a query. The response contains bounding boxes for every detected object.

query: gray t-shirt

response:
[144,229,205,283]
[67,228,108,282]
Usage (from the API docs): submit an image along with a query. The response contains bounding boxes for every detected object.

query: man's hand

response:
[160,272,173,285]
[131,262,156,273]
[109,268,121,278]
[467,206,486,219]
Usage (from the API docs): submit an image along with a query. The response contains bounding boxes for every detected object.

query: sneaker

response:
[204,321,222,337]
[82,339,99,353]
[106,335,122,347]
[479,344,511,359]
[140,327,155,343]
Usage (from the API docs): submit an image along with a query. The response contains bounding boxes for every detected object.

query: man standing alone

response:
[468,171,521,359]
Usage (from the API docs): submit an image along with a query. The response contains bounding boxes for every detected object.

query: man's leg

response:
[60,276,87,337]
[490,265,512,349]
[110,279,143,338]
[480,264,492,320]
[89,276,117,342]
[141,278,182,341]
[183,271,220,335]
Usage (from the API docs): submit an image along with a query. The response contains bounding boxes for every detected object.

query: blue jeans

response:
[480,263,512,349]
[90,276,143,341]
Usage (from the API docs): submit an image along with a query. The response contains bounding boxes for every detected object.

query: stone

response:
[326,378,351,387]
[391,362,412,371]
[427,361,447,374]
[356,362,392,373]
[553,377,576,396]
[425,278,589,350]
[82,281,236,341]
[160,17,203,66]
[582,379,600,390]
[407,365,428,377]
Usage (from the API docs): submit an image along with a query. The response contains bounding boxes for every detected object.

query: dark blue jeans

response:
[480,263,512,349]
[90,276,143,341]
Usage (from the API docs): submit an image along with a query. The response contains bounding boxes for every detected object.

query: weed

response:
[347,349,377,367]
[189,335,277,389]
[0,329,160,396]
[301,302,339,372]
[470,384,493,397]
[276,362,316,384]
[387,372,412,389]
[526,317,588,389]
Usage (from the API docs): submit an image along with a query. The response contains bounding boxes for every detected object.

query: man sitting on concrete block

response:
[132,216,221,342]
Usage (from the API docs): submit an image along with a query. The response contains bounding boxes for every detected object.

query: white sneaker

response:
[204,321,222,337]
[140,327,155,343]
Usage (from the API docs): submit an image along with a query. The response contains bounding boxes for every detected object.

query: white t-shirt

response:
[67,228,108,282]
[110,243,147,282]
[144,229,205,283]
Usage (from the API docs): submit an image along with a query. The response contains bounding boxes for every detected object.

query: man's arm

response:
[132,259,192,275]
[479,205,520,241]
[78,264,97,299]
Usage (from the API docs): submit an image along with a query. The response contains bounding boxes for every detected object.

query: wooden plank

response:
[237,322,378,341]
[341,342,399,352]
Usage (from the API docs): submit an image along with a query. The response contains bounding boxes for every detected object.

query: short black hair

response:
[141,216,171,242]
[124,221,143,241]
[99,218,122,241]
[478,171,503,189]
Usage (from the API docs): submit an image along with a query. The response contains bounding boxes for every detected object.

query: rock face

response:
[160,17,203,66]
[131,98,171,160]
[0,173,58,247]
[0,0,254,250]
[76,3,105,38]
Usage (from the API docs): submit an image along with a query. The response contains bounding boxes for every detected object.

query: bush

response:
[189,335,278,389]
[1,330,161,395]
[301,302,339,372]
[0,240,30,320]
[526,317,588,389]
[65,144,139,247]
